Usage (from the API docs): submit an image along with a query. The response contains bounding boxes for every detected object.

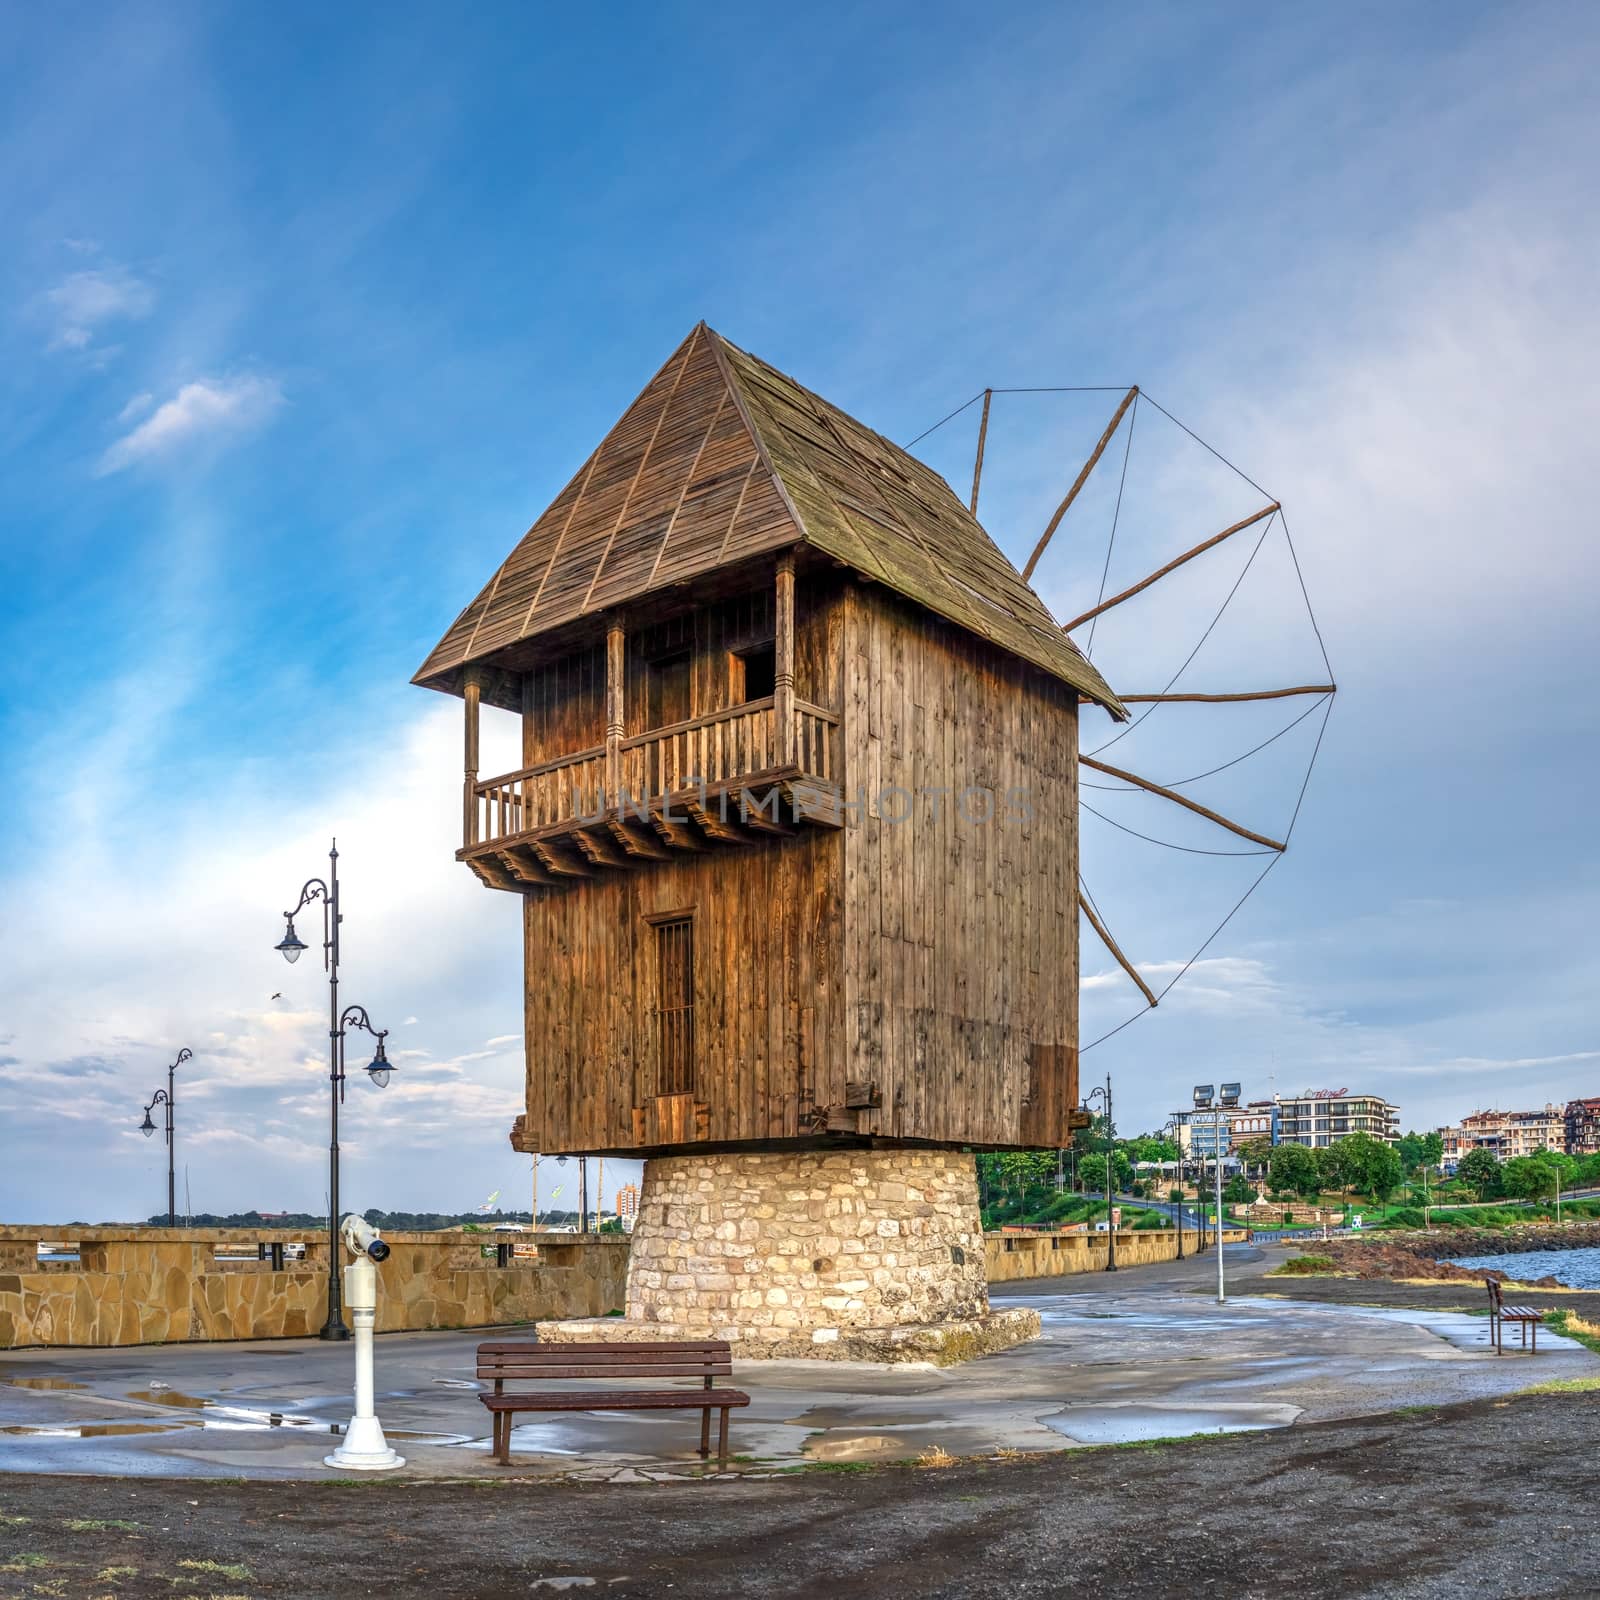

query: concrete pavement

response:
[1,1243,1594,1481]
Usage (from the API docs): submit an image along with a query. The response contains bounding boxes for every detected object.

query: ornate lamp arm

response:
[335,1005,393,1100]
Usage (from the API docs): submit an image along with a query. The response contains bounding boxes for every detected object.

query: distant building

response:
[1565,1098,1600,1156]
[616,1182,640,1233]
[1275,1091,1399,1150]
[1175,1099,1276,1159]
[1437,1106,1565,1169]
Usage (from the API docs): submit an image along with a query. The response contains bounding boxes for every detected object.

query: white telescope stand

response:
[324,1254,404,1470]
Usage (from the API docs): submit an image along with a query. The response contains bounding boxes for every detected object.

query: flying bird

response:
[270,993,283,1001]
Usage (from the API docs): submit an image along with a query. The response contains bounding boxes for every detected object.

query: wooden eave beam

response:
[1078,889,1157,1007]
[531,840,592,878]
[685,799,750,846]
[969,388,992,514]
[466,854,527,894]
[734,788,795,835]
[572,829,639,870]
[607,818,672,860]
[650,809,705,852]
[1115,684,1335,704]
[1021,386,1138,582]
[1081,755,1287,852]
[502,845,560,887]
[1062,502,1279,633]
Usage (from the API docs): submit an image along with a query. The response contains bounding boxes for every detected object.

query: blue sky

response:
[1,2,1595,1223]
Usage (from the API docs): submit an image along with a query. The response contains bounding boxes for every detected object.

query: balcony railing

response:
[467,697,838,851]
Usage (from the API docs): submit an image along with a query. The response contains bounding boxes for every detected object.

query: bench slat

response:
[481,1389,749,1413]
[477,1341,731,1355]
[479,1366,733,1382]
[478,1351,732,1366]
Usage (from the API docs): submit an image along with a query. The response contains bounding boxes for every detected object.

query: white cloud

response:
[117,390,155,423]
[95,374,284,476]
[44,265,154,352]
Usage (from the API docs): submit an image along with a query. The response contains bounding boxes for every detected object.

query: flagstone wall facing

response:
[0,1227,626,1349]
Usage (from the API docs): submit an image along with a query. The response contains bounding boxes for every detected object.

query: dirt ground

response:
[2,1390,1597,1600]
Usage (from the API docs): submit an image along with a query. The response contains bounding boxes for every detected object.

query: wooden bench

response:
[1485,1278,1544,1353]
[476,1340,749,1468]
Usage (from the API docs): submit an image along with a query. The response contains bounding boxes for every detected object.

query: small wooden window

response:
[646,650,692,730]
[654,916,696,1096]
[730,641,776,703]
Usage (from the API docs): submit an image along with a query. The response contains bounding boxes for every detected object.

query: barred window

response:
[654,916,695,1095]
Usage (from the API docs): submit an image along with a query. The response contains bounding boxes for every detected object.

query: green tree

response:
[1238,1137,1275,1175]
[1223,1172,1254,1206]
[1501,1154,1563,1202]
[1457,1147,1502,1200]
[1330,1132,1403,1202]
[1268,1142,1321,1198]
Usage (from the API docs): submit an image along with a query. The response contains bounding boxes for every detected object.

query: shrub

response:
[1274,1254,1335,1275]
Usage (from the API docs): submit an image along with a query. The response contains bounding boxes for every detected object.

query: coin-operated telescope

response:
[323,1214,404,1471]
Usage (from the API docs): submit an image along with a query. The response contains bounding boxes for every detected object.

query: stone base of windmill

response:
[537,1148,1039,1365]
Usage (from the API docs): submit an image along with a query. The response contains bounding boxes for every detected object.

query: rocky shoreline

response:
[1312,1221,1600,1287]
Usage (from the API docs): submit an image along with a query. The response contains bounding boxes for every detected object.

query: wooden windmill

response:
[411,325,1330,1354]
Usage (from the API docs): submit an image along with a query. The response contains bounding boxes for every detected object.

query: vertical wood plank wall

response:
[517,576,1081,1156]
[838,583,1080,1148]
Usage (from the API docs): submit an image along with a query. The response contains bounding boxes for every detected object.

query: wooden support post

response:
[1021,386,1138,582]
[1116,684,1334,704]
[463,668,483,847]
[969,388,992,514]
[606,622,625,805]
[1079,889,1157,1007]
[1081,755,1287,852]
[775,554,795,766]
[1062,503,1279,633]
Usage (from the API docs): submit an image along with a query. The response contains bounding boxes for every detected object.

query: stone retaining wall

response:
[985,1227,1250,1282]
[0,1226,626,1349]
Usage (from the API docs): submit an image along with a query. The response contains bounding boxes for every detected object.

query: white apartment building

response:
[1275,1090,1400,1149]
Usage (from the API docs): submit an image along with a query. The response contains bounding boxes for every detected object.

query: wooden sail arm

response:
[1062,502,1278,633]
[969,388,992,514]
[1078,889,1157,1007]
[1081,755,1287,852]
[1115,684,1335,704]
[1021,385,1138,582]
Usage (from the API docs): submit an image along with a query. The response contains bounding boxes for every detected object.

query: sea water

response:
[1447,1246,1600,1290]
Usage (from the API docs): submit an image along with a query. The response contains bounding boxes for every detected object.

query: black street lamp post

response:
[276,839,397,1341]
[1084,1074,1115,1272]
[1162,1114,1185,1261]
[140,1047,192,1227]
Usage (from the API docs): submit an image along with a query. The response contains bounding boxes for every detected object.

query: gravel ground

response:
[2,1390,1597,1600]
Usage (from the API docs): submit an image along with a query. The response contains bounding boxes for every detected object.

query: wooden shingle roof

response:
[414,323,1124,716]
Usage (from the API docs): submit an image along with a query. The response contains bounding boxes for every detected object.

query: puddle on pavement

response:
[4,1378,88,1391]
[3,1422,182,1439]
[786,1407,938,1429]
[1044,1401,1299,1444]
[804,1433,918,1463]
[127,1389,213,1408]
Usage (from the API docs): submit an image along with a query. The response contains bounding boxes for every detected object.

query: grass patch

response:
[63,1518,140,1532]
[0,1513,30,1527]
[1543,1308,1600,1355]
[95,1567,138,1582]
[1271,1254,1336,1275]
[0,1551,49,1571]
[916,1445,958,1468]
[1519,1374,1600,1396]
[176,1558,253,1582]
[802,1461,873,1473]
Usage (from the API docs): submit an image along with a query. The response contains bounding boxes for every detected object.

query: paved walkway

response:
[1,1245,1593,1481]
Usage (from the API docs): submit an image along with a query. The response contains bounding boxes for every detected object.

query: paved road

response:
[1,1391,1596,1598]
[2,1244,1594,1482]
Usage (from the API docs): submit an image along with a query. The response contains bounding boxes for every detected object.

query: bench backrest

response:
[476,1340,733,1385]
[1485,1277,1503,1311]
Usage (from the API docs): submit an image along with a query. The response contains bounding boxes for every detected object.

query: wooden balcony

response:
[459,697,841,893]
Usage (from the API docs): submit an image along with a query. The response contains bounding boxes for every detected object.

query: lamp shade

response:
[364,1040,393,1090]
[140,1110,156,1137]
[275,919,308,963]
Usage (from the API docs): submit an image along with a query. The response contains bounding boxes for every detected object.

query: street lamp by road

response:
[1162,1114,1185,1261]
[276,840,397,1341]
[1193,1083,1240,1302]
[139,1047,193,1227]
[1084,1075,1116,1272]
